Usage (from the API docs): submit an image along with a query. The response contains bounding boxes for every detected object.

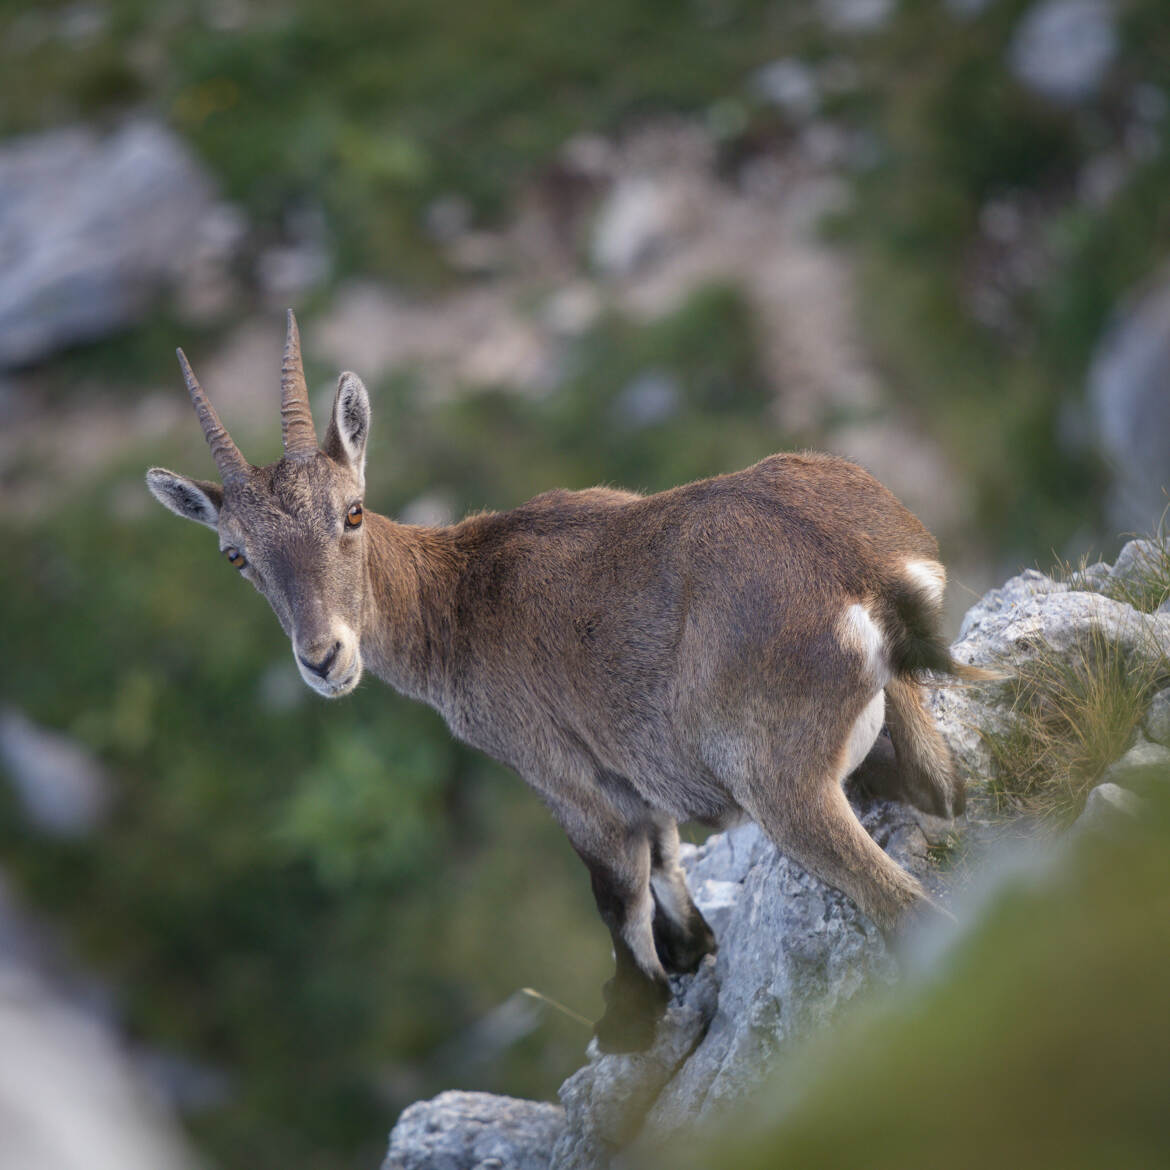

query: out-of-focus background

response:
[0,1,1167,1168]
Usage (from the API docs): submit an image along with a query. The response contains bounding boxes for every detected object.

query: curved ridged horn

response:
[281,309,318,459]
[176,348,249,486]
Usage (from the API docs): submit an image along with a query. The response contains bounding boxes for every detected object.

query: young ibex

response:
[148,312,980,1051]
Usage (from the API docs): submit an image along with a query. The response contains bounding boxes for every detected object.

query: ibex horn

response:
[281,309,318,459]
[176,348,249,486]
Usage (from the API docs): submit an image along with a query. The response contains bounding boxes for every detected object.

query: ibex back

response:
[148,312,978,1051]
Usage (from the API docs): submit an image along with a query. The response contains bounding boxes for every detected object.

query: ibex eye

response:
[346,503,363,529]
[224,547,246,569]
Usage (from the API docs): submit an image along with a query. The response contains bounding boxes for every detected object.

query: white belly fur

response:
[841,690,885,779]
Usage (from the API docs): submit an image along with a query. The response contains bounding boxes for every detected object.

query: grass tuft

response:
[1060,515,1170,615]
[983,624,1169,825]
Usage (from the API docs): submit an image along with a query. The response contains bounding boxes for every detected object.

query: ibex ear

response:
[145,468,223,530]
[324,372,370,481]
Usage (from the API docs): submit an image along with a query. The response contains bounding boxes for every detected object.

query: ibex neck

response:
[360,512,463,704]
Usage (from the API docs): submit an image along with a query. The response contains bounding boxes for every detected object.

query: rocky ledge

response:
[382,546,1170,1170]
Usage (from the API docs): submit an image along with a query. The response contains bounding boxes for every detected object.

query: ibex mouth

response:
[302,659,362,698]
[321,666,361,698]
[294,632,362,698]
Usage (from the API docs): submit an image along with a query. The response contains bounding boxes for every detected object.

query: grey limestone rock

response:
[1109,539,1167,590]
[934,569,1170,782]
[1076,781,1145,832]
[1100,736,1170,788]
[0,120,237,367]
[383,1091,566,1170]
[1144,688,1170,747]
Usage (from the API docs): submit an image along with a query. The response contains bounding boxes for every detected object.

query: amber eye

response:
[224,547,246,569]
[345,503,363,529]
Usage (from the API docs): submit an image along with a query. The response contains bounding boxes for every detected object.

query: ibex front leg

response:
[552,801,671,1053]
[648,813,717,975]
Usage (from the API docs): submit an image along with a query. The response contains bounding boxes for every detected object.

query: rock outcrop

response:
[383,1092,566,1170]
[382,555,1170,1170]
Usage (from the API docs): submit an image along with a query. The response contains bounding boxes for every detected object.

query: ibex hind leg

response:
[648,814,717,975]
[749,772,933,937]
[884,676,965,818]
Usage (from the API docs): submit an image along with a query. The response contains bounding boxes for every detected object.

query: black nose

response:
[299,642,341,679]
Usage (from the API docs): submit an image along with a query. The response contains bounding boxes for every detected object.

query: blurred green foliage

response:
[836,0,1170,553]
[666,778,1170,1170]
[0,0,795,283]
[3,1,1170,1167]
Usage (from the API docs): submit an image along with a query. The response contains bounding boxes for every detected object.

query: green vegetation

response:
[667,780,1170,1170]
[0,284,777,1170]
[4,1,1170,1166]
[833,0,1170,555]
[0,0,799,285]
[982,624,1169,823]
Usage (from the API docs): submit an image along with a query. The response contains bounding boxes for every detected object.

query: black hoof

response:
[653,909,718,975]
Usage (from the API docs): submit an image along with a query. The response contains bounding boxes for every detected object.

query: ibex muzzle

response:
[148,313,987,1053]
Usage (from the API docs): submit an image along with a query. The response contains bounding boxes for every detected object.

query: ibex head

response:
[146,312,372,698]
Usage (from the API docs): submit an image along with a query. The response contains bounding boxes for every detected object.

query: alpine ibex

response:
[147,312,982,1051]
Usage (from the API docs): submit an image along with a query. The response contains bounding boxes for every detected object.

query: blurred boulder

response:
[0,119,240,367]
[818,0,893,34]
[752,59,819,120]
[382,1091,565,1170]
[0,707,109,836]
[610,370,681,430]
[1100,737,1170,788]
[591,176,679,275]
[1088,277,1170,533]
[1008,0,1118,104]
[1075,780,1144,832]
[1145,688,1170,747]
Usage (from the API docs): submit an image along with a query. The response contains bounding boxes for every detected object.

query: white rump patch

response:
[838,603,889,685]
[904,558,946,606]
[841,690,885,779]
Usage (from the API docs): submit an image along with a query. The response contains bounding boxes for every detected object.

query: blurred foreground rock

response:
[0,119,241,367]
[382,549,1170,1170]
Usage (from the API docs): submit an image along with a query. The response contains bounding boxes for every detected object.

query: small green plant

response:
[983,625,1169,825]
